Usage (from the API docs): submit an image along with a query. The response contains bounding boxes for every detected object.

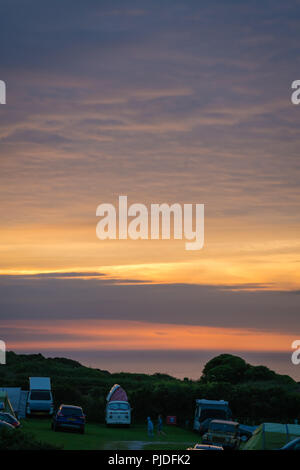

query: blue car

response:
[52,404,85,434]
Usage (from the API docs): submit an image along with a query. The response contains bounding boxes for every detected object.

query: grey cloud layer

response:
[0,276,299,334]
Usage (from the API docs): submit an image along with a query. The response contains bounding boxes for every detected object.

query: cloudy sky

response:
[0,0,300,378]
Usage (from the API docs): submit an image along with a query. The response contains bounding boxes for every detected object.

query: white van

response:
[105,384,131,426]
[193,399,232,432]
[106,400,131,426]
[26,377,54,416]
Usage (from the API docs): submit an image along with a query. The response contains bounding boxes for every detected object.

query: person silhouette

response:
[147,416,154,437]
[157,414,166,435]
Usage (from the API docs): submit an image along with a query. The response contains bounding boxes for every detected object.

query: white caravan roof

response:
[29,377,51,390]
[195,399,228,406]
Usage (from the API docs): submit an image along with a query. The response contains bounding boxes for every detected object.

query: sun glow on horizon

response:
[3,319,295,353]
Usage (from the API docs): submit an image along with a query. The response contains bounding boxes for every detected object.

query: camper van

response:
[193,399,232,433]
[105,384,131,426]
[26,377,53,416]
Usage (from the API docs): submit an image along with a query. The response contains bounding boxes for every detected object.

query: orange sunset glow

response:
[3,320,296,353]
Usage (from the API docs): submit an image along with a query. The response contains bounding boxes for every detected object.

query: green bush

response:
[0,428,61,450]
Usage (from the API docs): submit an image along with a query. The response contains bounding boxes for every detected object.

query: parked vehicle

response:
[202,419,241,450]
[26,377,53,417]
[279,438,300,450]
[197,416,250,440]
[105,384,131,426]
[197,417,214,435]
[193,399,232,433]
[0,419,14,430]
[187,443,223,451]
[238,424,255,442]
[52,404,85,434]
[0,412,20,428]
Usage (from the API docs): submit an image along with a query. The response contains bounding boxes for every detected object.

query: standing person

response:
[157,414,166,435]
[147,416,154,437]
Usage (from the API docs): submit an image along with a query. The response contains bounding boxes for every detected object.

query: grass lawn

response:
[21,419,200,450]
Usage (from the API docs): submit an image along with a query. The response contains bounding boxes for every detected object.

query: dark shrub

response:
[0,428,61,450]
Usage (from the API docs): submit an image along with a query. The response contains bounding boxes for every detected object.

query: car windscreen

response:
[209,423,237,433]
[108,402,129,410]
[61,407,83,416]
[30,391,51,400]
[200,409,227,421]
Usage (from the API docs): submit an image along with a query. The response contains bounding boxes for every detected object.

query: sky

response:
[0,0,300,379]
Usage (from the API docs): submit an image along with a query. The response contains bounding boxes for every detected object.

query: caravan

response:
[193,399,232,433]
[26,377,53,416]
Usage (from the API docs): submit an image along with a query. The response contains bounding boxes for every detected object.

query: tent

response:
[243,422,300,450]
[0,391,16,417]
[106,384,128,402]
[0,388,21,414]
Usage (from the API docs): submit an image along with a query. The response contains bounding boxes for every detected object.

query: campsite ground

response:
[22,419,199,450]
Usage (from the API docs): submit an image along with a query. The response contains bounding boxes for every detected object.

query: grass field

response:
[21,419,199,450]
